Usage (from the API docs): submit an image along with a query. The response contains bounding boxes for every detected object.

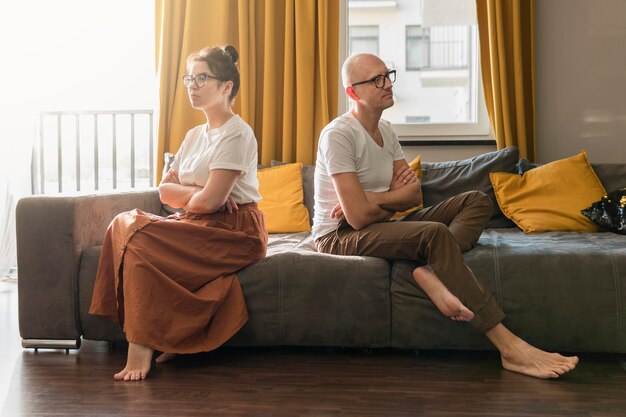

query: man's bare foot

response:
[114,342,154,381]
[486,324,579,379]
[156,352,178,364]
[412,266,474,321]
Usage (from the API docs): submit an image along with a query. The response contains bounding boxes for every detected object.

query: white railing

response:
[33,110,155,194]
[427,39,468,69]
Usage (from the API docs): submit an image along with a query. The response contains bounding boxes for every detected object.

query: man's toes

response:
[556,358,575,371]
[553,360,577,375]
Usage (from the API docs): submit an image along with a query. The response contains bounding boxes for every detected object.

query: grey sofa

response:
[16,147,626,353]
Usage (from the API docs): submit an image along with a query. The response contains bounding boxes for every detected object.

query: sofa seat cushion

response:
[231,232,392,347]
[79,232,393,348]
[391,229,626,352]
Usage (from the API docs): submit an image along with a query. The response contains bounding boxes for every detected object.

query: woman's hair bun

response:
[224,45,239,64]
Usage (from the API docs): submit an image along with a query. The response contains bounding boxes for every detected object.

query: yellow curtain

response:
[476,0,535,161]
[155,0,339,181]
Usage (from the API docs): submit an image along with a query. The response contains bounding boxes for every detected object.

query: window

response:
[407,25,471,71]
[406,26,430,70]
[349,25,379,55]
[0,0,156,275]
[1,0,156,194]
[344,0,491,139]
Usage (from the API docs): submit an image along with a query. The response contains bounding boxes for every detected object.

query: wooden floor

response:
[2,279,626,417]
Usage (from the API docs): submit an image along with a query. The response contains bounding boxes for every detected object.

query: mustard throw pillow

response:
[391,155,424,220]
[257,163,311,233]
[490,151,606,233]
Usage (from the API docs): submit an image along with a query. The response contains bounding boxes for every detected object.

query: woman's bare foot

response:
[413,266,475,321]
[486,324,579,379]
[155,352,178,364]
[114,342,154,381]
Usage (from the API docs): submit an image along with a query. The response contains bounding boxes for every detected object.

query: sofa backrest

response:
[297,146,521,229]
[589,164,626,193]
[167,151,626,229]
[297,149,626,229]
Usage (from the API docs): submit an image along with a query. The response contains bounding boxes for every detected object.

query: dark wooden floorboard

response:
[2,279,626,416]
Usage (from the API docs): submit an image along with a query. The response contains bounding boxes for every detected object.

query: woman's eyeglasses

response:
[182,73,222,88]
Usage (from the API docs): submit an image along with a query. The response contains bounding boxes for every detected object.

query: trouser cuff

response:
[469,295,505,333]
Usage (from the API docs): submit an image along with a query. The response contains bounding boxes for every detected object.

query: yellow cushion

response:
[257,163,311,233]
[391,155,424,220]
[490,151,606,233]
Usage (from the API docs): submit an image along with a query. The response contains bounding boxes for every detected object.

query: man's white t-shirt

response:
[170,115,261,204]
[312,112,405,240]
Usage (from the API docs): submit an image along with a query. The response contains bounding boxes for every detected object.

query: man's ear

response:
[345,86,359,102]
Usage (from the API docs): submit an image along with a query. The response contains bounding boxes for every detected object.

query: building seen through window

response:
[349,25,379,56]
[348,0,480,126]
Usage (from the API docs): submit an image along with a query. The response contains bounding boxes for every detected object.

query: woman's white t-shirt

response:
[312,112,405,240]
[170,115,261,204]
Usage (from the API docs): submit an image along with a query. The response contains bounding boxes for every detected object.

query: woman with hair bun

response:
[89,45,267,381]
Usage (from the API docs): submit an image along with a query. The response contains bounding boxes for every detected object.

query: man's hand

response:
[364,191,380,206]
[330,202,345,220]
[389,164,417,191]
[358,159,422,213]
[330,172,393,230]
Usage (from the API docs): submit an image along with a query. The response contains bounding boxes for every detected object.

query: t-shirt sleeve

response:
[210,126,253,173]
[321,129,357,176]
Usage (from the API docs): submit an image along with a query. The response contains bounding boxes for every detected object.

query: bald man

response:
[312,53,579,379]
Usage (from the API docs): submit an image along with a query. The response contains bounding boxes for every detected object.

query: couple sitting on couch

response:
[89,45,578,382]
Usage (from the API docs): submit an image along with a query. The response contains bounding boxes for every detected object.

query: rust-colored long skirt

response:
[89,203,267,354]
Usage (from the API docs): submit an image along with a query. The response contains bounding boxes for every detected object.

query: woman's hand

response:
[162,168,180,184]
[158,168,200,209]
[218,196,239,214]
[183,169,240,214]
[389,165,417,191]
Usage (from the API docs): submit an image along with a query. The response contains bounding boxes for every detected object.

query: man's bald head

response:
[341,53,386,88]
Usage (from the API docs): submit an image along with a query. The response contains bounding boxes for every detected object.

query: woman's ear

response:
[223,80,233,97]
[346,86,359,102]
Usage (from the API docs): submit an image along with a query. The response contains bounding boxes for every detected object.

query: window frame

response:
[339,0,493,141]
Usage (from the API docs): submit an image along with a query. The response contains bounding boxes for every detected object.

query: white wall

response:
[535,0,626,164]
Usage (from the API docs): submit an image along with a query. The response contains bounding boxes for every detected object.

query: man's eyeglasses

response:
[350,70,396,89]
[182,73,222,88]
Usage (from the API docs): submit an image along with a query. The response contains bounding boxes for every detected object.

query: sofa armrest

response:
[16,188,162,342]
